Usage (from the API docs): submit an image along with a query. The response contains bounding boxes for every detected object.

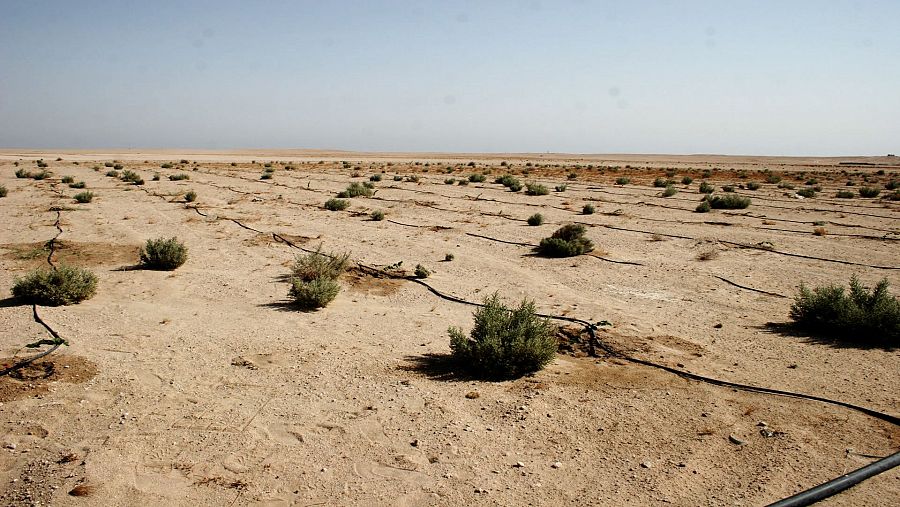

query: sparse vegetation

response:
[836,190,855,198]
[69,181,86,189]
[337,182,374,198]
[746,181,761,190]
[525,183,549,196]
[796,187,817,198]
[537,224,593,257]
[449,293,558,379]
[414,264,431,278]
[15,168,31,178]
[662,185,677,197]
[582,204,595,215]
[0,185,7,197]
[288,247,349,309]
[169,173,190,181]
[681,176,693,185]
[699,182,714,194]
[859,187,880,198]
[765,173,782,184]
[370,210,385,221]
[444,253,454,261]
[11,265,99,306]
[324,198,350,211]
[615,177,630,185]
[184,190,197,202]
[140,237,188,270]
[61,175,75,184]
[555,184,567,192]
[707,194,751,209]
[527,213,544,226]
[469,173,486,183]
[789,276,899,347]
[369,173,382,182]
[695,200,711,213]
[74,191,94,203]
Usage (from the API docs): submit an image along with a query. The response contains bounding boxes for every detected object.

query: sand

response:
[0,151,898,506]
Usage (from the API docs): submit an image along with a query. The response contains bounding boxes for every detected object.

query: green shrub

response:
[260,172,273,180]
[885,180,899,191]
[288,247,349,309]
[113,164,123,170]
[699,182,714,194]
[836,190,855,198]
[885,190,900,201]
[681,176,693,185]
[495,174,519,187]
[708,194,751,209]
[525,183,549,196]
[527,213,544,226]
[469,173,487,183]
[184,190,197,202]
[161,163,173,169]
[662,185,677,197]
[12,265,98,306]
[106,170,119,177]
[414,264,430,278]
[370,210,385,221]
[508,181,523,192]
[68,181,86,189]
[104,162,114,168]
[32,171,51,180]
[61,175,75,184]
[444,178,456,185]
[139,237,188,270]
[337,182,374,198]
[169,173,190,181]
[449,293,557,379]
[121,170,143,185]
[393,175,403,181]
[765,173,782,184]
[789,276,898,347]
[444,253,454,261]
[74,191,94,203]
[152,173,161,181]
[0,185,7,197]
[746,181,761,190]
[324,198,350,211]
[805,178,819,185]
[695,200,711,213]
[582,204,595,215]
[615,177,630,185]
[369,173,382,182]
[778,182,795,190]
[796,187,817,198]
[15,168,31,178]
[859,187,880,198]
[567,172,578,180]
[538,224,593,257]
[289,277,340,309]
[405,175,420,183]
[653,177,669,188]
[555,184,567,192]
[721,185,735,192]
[457,179,469,186]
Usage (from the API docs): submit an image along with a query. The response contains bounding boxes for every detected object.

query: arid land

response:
[1,150,898,506]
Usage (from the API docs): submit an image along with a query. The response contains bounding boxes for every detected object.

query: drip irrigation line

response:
[465,232,535,247]
[713,276,789,298]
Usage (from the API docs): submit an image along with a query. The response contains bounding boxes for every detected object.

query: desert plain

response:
[0,150,897,506]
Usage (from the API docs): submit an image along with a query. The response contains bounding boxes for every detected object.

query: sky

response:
[1,1,898,155]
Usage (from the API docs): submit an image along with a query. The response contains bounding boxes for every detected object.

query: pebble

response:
[641,461,652,469]
[728,435,746,445]
[551,461,562,469]
[4,443,16,450]
[514,462,525,468]
[757,421,768,427]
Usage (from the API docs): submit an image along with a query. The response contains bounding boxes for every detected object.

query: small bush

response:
[369,173,382,182]
[444,253,454,261]
[495,174,519,187]
[74,191,94,203]
[538,224,594,257]
[152,173,161,181]
[789,276,899,347]
[527,213,544,226]
[414,264,430,278]
[61,175,75,184]
[169,174,190,181]
[615,177,630,185]
[393,175,403,181]
[444,178,456,185]
[32,171,51,180]
[555,184,567,192]
[370,210,385,221]
[835,190,855,198]
[104,162,114,168]
[859,187,880,198]
[337,182,373,198]
[140,237,188,270]
[695,200,711,213]
[260,172,273,180]
[508,181,523,192]
[457,179,469,186]
[449,293,557,379]
[525,183,549,196]
[0,185,7,197]
[15,168,31,178]
[160,163,173,169]
[662,185,677,197]
[885,180,899,191]
[106,170,119,177]
[721,185,735,192]
[184,190,197,202]
[707,194,751,209]
[68,181,86,189]
[765,173,782,184]
[746,181,761,190]
[324,198,350,211]
[405,175,419,183]
[778,182,795,190]
[469,173,487,183]
[120,170,143,185]
[653,177,669,188]
[582,204,595,215]
[699,182,714,194]
[681,176,693,185]
[288,247,348,309]
[11,265,98,306]
[289,277,340,309]
[796,187,817,198]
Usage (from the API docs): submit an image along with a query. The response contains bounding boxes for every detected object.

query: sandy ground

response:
[0,151,898,506]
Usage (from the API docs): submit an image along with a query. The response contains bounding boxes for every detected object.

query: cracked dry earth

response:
[0,151,898,506]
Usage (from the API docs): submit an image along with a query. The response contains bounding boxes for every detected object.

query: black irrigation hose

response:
[713,275,788,298]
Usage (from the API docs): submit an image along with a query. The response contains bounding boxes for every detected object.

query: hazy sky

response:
[1,1,898,155]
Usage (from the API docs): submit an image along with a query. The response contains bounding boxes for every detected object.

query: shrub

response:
[61,175,75,184]
[846,180,856,186]
[121,170,143,184]
[796,187,817,198]
[695,200,711,213]
[106,170,119,177]
[449,293,557,379]
[369,174,382,182]
[721,185,735,192]
[457,179,469,186]
[681,176,693,185]
[405,175,419,183]
[886,190,900,201]
[469,173,486,183]
[495,174,519,187]
[444,253,454,261]
[444,178,456,185]
[746,181,761,190]
[169,173,190,181]
[507,181,523,192]
[414,264,430,278]
[260,172,273,180]
[885,180,899,191]
[370,210,385,221]
[337,182,373,198]
[0,185,7,197]
[789,276,898,347]
[653,177,669,188]
[615,177,630,185]
[699,182,714,194]
[113,164,123,170]
[32,171,51,180]
[74,191,94,203]
[662,185,677,197]
[836,190,855,198]
[525,183,549,196]
[104,162,114,168]
[555,184,567,192]
[813,227,827,236]
[393,175,403,181]
[324,198,349,211]
[15,168,31,178]
[152,173,161,181]
[538,224,593,257]
[11,265,98,306]
[288,247,348,309]
[765,173,782,184]
[527,213,544,226]
[69,181,86,189]
[582,204,595,215]
[805,178,819,185]
[859,187,880,198]
[184,190,197,202]
[708,194,751,209]
[140,237,188,270]
[161,163,173,169]
[778,182,795,190]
